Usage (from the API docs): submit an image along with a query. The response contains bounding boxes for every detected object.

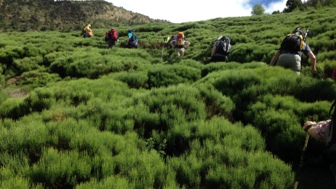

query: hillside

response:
[0,0,168,32]
[1,6,336,189]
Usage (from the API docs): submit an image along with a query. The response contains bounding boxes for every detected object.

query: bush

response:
[167,118,293,189]
[147,64,201,88]
[0,98,27,120]
[112,71,148,89]
[18,71,61,89]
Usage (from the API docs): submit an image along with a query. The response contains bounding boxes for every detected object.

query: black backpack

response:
[217,36,231,55]
[280,33,304,52]
[325,101,336,162]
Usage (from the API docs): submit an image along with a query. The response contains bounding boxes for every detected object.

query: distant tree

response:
[305,0,336,7]
[283,0,303,12]
[327,0,336,6]
[251,4,265,15]
[272,10,281,14]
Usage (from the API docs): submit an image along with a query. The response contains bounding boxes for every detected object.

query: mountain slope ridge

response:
[0,0,169,31]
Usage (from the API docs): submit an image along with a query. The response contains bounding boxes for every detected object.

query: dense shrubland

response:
[1,7,336,189]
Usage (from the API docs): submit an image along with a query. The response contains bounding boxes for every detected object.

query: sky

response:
[105,0,289,23]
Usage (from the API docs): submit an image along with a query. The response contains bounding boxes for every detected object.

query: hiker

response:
[105,28,119,49]
[168,34,177,48]
[302,119,336,183]
[209,36,231,62]
[170,32,190,57]
[82,24,93,38]
[303,119,331,142]
[126,29,139,48]
[162,34,175,49]
[269,27,317,75]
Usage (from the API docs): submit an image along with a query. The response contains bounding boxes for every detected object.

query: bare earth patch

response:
[6,76,28,98]
[7,88,28,98]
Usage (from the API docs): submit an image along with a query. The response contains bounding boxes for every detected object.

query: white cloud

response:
[105,0,288,23]
[106,0,251,23]
[264,0,287,14]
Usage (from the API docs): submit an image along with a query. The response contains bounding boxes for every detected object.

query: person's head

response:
[128,29,133,33]
[217,36,223,41]
[177,32,184,38]
[87,24,91,27]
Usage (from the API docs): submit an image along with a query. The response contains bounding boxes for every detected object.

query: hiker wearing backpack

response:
[126,29,139,48]
[168,34,177,48]
[82,24,93,38]
[303,119,336,184]
[170,32,190,57]
[269,27,316,75]
[209,36,231,62]
[105,28,119,49]
[302,101,336,184]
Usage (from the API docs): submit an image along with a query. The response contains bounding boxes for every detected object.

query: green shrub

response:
[75,176,135,189]
[30,148,93,188]
[245,94,332,161]
[18,71,61,89]
[195,83,235,119]
[43,51,69,67]
[0,176,42,189]
[167,118,293,189]
[0,46,25,64]
[12,57,44,75]
[201,62,242,77]
[147,64,201,88]
[0,88,8,105]
[23,88,55,113]
[0,98,27,120]
[112,71,149,89]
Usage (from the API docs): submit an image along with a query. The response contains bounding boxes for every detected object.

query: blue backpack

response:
[129,33,139,47]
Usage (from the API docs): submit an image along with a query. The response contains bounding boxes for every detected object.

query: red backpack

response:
[107,29,118,40]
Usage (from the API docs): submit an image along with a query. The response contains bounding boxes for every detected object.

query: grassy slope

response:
[1,6,336,189]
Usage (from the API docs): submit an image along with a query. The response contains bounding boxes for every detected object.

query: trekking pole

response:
[303,27,309,42]
[294,115,314,189]
[161,47,164,59]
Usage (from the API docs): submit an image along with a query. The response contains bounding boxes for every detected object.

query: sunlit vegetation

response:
[1,6,336,189]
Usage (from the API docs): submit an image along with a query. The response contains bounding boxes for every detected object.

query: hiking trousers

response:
[174,47,185,57]
[107,39,117,48]
[276,53,301,75]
